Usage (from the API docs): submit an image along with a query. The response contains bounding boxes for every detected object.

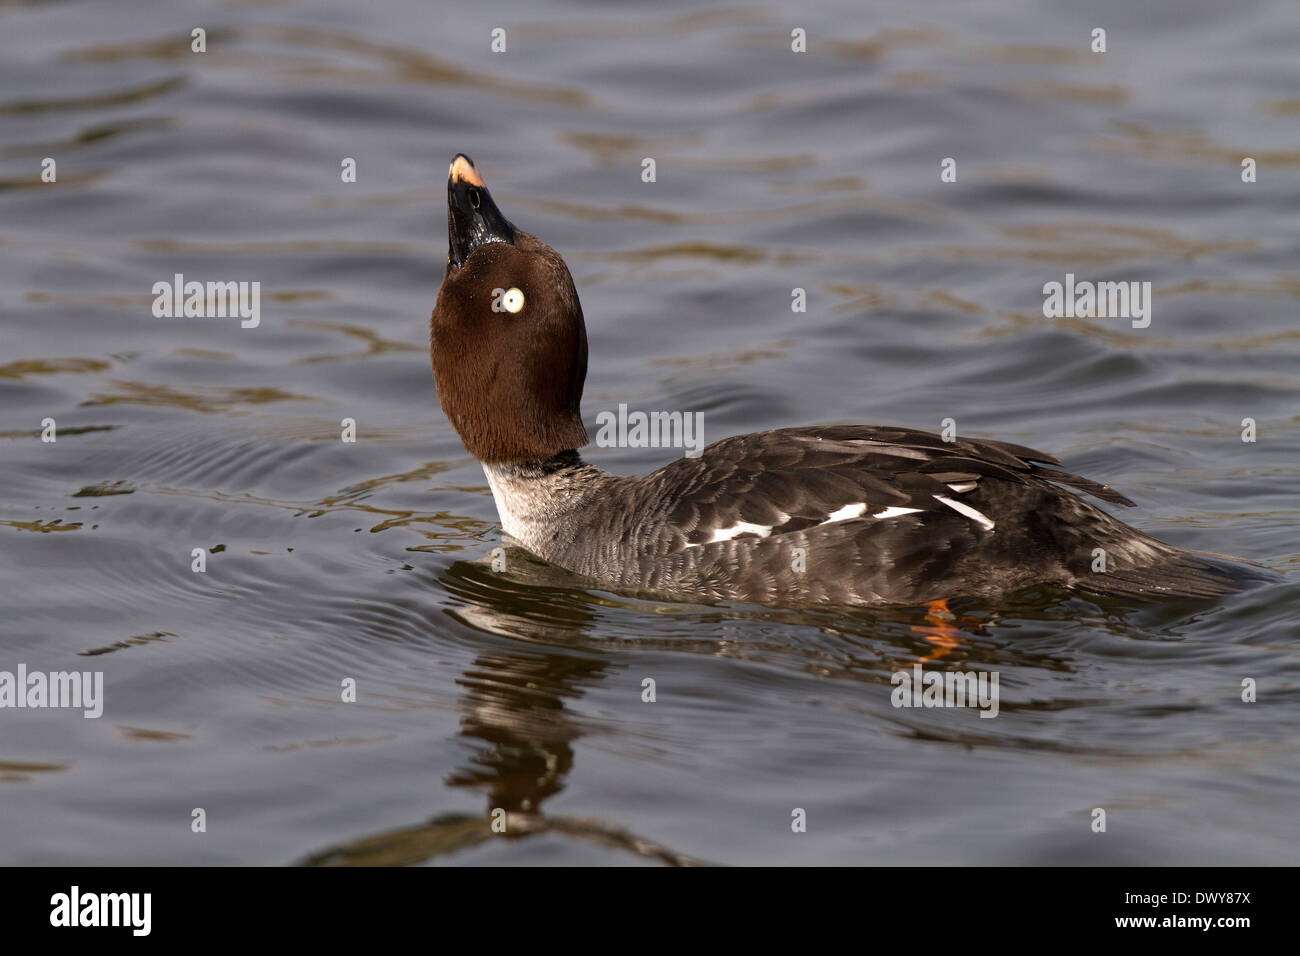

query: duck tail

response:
[1076,546,1276,601]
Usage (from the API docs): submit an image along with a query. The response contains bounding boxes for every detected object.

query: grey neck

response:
[481,451,608,555]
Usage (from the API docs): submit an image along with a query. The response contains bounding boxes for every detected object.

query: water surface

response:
[1,0,1298,865]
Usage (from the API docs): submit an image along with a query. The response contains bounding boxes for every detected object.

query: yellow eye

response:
[502,287,525,313]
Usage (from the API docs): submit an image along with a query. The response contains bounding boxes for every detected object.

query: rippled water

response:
[1,0,1298,865]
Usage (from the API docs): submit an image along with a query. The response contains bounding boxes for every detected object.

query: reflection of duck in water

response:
[294,552,1101,866]
[430,154,1272,607]
[445,650,590,816]
[298,563,711,866]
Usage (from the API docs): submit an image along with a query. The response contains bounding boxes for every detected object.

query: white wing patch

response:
[707,520,776,544]
[872,506,923,519]
[683,492,990,550]
[825,502,867,523]
[933,494,995,531]
[819,502,925,526]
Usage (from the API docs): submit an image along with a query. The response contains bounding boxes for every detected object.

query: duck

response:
[429,153,1264,606]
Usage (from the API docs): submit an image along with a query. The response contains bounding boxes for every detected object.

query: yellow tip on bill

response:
[449,155,485,188]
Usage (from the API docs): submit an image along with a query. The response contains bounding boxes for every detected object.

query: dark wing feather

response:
[1028,465,1135,507]
[646,424,1134,551]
